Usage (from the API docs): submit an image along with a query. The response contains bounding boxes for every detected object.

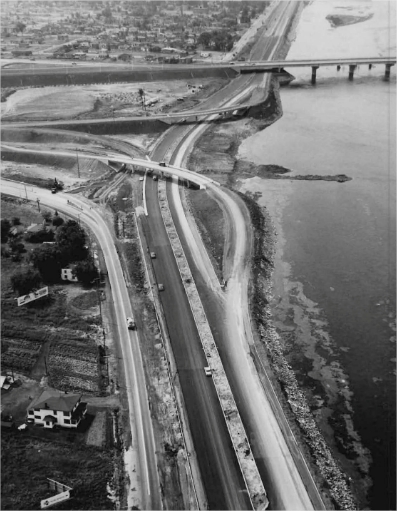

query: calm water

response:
[239,1,396,508]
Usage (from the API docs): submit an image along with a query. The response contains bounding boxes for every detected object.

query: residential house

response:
[27,389,87,429]
[61,266,78,282]
[99,48,109,58]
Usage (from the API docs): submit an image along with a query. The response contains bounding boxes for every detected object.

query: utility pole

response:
[24,185,28,199]
[36,198,40,212]
[76,148,80,178]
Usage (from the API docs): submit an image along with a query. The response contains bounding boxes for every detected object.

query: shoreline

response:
[186,76,369,508]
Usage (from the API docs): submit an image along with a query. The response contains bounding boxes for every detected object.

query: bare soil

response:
[1,78,229,122]
[185,188,225,278]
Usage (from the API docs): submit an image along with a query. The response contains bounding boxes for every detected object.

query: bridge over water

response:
[236,57,396,83]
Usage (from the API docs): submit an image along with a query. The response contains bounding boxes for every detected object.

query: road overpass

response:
[0,143,217,190]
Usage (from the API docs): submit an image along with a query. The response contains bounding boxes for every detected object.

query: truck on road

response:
[127,316,136,330]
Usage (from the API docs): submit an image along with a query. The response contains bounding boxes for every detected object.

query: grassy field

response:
[185,188,225,277]
[1,430,114,510]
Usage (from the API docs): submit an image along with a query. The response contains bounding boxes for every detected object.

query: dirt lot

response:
[1,78,228,122]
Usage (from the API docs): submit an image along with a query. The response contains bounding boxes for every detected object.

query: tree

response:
[52,216,64,228]
[73,258,98,285]
[12,217,21,226]
[11,268,42,296]
[138,88,146,110]
[30,245,63,283]
[1,219,11,243]
[8,239,26,254]
[197,31,212,49]
[14,22,26,34]
[25,229,55,244]
[55,220,88,264]
[42,210,52,223]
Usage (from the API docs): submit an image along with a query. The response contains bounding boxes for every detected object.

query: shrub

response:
[52,216,64,227]
[10,268,42,296]
[8,239,26,254]
[25,229,55,243]
[1,219,11,243]
[42,210,52,223]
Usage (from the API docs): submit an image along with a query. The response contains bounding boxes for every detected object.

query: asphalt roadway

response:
[142,162,251,510]
[0,180,161,510]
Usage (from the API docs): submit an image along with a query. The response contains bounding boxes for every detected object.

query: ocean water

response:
[239,1,396,508]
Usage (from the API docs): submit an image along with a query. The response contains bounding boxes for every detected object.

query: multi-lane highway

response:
[142,174,252,510]
[1,2,331,509]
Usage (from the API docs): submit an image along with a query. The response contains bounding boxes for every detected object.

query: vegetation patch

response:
[185,188,225,277]
[70,290,99,311]
[1,430,114,510]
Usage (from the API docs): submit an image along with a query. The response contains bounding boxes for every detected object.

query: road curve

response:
[0,179,162,511]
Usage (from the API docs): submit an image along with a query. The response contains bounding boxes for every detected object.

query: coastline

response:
[186,78,362,508]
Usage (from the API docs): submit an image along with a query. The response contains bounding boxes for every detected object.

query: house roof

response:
[27,389,81,412]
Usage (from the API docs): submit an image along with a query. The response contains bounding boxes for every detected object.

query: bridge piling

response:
[369,64,372,70]
[348,65,356,81]
[385,64,393,80]
[349,64,357,80]
[337,65,341,71]
[311,66,319,85]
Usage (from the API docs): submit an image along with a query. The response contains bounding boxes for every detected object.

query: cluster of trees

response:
[28,219,97,285]
[197,30,235,52]
[4,218,98,296]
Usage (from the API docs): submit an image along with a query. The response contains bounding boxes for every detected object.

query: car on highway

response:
[159,162,166,167]
[51,188,57,194]
[127,317,136,330]
[158,283,164,291]
[139,177,144,181]
[72,62,77,66]
[150,252,156,259]
[204,367,212,377]
[153,175,158,181]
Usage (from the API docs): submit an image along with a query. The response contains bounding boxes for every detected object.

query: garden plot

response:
[48,341,100,394]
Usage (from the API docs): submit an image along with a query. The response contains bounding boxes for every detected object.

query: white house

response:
[61,267,78,282]
[27,389,87,429]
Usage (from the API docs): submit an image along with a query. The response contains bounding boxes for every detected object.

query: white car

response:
[158,283,164,291]
[204,366,212,377]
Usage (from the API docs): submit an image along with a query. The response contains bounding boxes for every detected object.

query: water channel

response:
[239,1,396,508]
